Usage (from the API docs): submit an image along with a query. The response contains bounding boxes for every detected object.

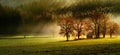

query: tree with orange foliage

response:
[73,20,83,39]
[100,14,110,38]
[82,19,94,39]
[89,7,111,38]
[107,21,119,38]
[72,13,87,39]
[89,10,103,38]
[58,18,74,41]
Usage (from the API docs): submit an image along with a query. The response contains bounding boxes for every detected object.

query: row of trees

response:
[58,8,119,41]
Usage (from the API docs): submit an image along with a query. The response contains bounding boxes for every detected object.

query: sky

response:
[0,0,77,8]
[0,0,37,7]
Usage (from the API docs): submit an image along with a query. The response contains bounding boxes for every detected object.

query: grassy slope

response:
[0,36,120,55]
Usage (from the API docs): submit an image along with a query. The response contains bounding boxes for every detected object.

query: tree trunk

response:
[103,33,106,38]
[103,28,106,38]
[66,36,69,41]
[103,21,106,38]
[24,32,26,38]
[103,29,106,38]
[110,33,112,38]
[110,29,112,38]
[78,31,80,39]
[22,17,27,38]
[96,25,100,38]
[94,23,98,38]
[78,35,80,39]
[66,33,69,41]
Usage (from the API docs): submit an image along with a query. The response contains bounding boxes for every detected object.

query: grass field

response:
[0,36,120,55]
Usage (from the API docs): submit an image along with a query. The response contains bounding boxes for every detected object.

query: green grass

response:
[0,36,120,55]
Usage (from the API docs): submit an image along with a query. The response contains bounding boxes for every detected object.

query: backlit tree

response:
[107,21,119,38]
[58,17,74,41]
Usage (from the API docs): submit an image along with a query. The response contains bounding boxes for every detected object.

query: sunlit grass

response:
[0,36,65,47]
[0,35,120,47]
[0,35,120,55]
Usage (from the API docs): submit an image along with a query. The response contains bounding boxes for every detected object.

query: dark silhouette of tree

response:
[19,11,29,38]
[58,18,74,41]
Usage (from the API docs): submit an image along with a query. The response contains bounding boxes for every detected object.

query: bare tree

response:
[20,11,29,38]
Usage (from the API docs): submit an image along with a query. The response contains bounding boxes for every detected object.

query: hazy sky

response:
[0,0,77,8]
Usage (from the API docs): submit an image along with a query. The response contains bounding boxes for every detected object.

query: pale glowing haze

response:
[31,22,60,36]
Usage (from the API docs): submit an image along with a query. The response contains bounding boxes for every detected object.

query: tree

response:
[89,10,102,38]
[58,17,74,41]
[107,21,119,38]
[73,20,83,39]
[72,12,88,39]
[100,14,110,38]
[19,11,29,38]
[82,19,94,39]
[89,7,111,38]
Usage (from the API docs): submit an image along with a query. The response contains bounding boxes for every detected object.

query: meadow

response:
[0,35,120,55]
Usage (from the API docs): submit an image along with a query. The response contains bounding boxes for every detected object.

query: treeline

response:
[0,4,22,35]
[56,0,120,41]
[58,9,119,41]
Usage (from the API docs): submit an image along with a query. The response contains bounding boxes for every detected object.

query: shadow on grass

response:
[0,35,25,39]
[59,38,88,42]
[58,38,106,43]
[0,35,54,40]
[0,37,52,39]
[0,38,25,39]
